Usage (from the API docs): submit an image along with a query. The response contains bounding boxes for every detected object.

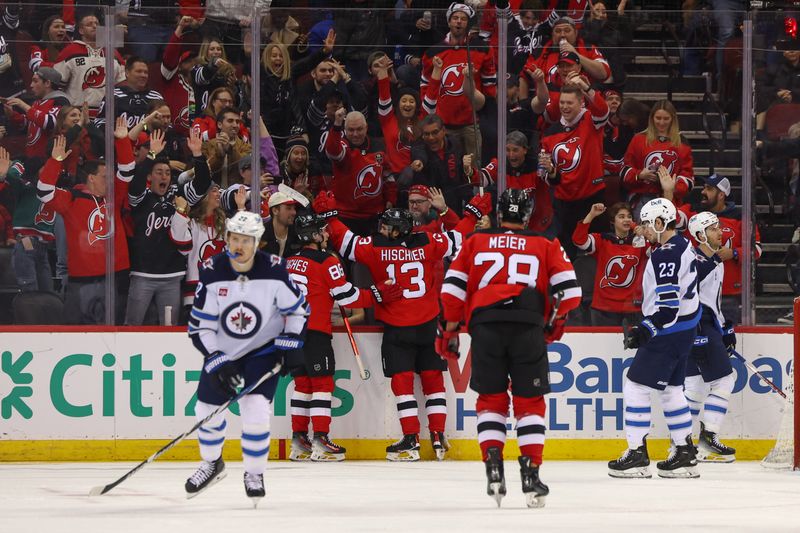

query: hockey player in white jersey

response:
[186,211,308,505]
[685,212,737,462]
[609,197,701,479]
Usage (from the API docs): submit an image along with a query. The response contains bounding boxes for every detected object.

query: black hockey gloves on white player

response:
[623,319,658,350]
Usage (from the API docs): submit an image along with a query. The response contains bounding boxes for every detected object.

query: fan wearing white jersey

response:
[185,211,308,505]
[685,211,737,462]
[609,197,701,479]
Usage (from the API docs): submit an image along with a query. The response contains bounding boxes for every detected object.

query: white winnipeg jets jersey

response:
[641,233,700,334]
[694,247,726,330]
[188,250,308,360]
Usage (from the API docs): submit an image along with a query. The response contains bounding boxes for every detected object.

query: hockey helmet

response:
[497,188,533,225]
[380,208,414,239]
[225,211,265,242]
[295,213,328,244]
[639,197,676,228]
[688,211,719,245]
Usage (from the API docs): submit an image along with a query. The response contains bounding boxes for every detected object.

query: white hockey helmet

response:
[639,197,677,228]
[225,211,265,242]
[688,211,719,245]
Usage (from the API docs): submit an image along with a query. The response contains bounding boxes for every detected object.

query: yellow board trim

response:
[0,439,777,462]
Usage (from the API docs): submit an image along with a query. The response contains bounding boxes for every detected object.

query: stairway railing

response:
[660,20,683,102]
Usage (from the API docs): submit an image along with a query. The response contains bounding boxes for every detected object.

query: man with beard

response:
[262,190,303,258]
[202,107,252,187]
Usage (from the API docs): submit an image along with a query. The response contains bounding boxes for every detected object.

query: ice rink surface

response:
[1,461,798,533]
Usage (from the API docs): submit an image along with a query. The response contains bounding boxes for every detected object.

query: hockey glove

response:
[312,191,338,219]
[463,192,493,220]
[623,319,657,350]
[722,321,736,353]
[435,323,461,360]
[544,317,566,344]
[370,281,403,304]
[204,351,242,397]
[280,348,305,376]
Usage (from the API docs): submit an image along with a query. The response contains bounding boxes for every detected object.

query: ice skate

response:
[289,432,312,462]
[657,436,700,478]
[185,457,226,498]
[484,446,506,507]
[311,433,346,462]
[243,472,265,508]
[386,434,420,462]
[696,422,736,463]
[608,436,652,478]
[430,431,450,461]
[518,456,549,508]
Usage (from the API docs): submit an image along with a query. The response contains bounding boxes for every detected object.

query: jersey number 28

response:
[474,252,540,289]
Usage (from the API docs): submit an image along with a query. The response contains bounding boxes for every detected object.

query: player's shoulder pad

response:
[298,247,334,264]
[373,232,430,248]
[198,253,234,283]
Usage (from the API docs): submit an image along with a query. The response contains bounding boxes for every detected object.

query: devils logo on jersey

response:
[198,238,225,270]
[87,204,111,245]
[441,63,466,97]
[354,163,383,199]
[600,254,639,288]
[644,150,678,173]
[82,66,106,90]
[178,106,190,130]
[553,137,582,173]
[34,203,56,226]
[720,226,735,248]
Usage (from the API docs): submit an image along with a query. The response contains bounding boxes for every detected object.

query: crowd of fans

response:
[0,1,768,326]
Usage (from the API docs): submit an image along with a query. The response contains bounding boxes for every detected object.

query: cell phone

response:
[423,11,432,22]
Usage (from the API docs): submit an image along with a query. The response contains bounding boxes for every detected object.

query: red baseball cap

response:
[408,184,430,198]
[558,51,580,66]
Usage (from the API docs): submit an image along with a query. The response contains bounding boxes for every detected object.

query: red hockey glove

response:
[370,281,403,304]
[312,191,338,219]
[435,324,461,360]
[463,192,493,220]
[544,317,566,344]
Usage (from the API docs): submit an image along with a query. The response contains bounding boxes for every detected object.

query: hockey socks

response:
[420,370,447,433]
[660,385,693,445]
[309,375,334,434]
[291,376,312,434]
[239,395,271,477]
[392,372,420,435]
[513,396,546,466]
[195,400,228,462]
[622,380,652,449]
[477,393,509,461]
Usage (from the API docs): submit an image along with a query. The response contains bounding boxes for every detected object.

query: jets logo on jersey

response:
[87,204,111,245]
[82,66,106,91]
[600,255,639,288]
[34,203,56,226]
[644,150,678,173]
[354,163,383,199]
[721,226,735,247]
[221,301,262,339]
[441,64,466,96]
[553,137,582,173]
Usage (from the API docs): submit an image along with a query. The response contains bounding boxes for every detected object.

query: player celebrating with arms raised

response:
[609,198,701,479]
[441,189,582,508]
[185,211,308,505]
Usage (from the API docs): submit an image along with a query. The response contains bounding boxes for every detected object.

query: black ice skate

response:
[697,422,736,463]
[430,431,450,461]
[185,457,226,498]
[386,434,420,462]
[608,436,652,478]
[518,456,549,509]
[657,436,700,478]
[289,432,312,462]
[311,433,346,462]
[243,472,265,508]
[483,446,506,507]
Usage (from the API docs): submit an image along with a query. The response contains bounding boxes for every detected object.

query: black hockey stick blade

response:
[88,362,282,497]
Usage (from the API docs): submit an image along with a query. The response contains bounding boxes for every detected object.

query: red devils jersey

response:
[324,127,389,220]
[525,38,610,85]
[481,157,554,232]
[622,134,694,204]
[329,217,463,326]
[286,248,374,335]
[421,36,498,127]
[541,91,609,201]
[442,228,581,326]
[572,221,649,313]
[161,32,195,136]
[547,0,591,28]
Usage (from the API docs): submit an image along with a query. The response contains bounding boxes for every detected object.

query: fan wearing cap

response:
[161,16,201,136]
[421,3,497,163]
[4,66,70,159]
[262,190,303,258]
[673,174,762,325]
[279,135,324,200]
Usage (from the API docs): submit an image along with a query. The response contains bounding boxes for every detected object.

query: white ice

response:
[1,461,799,533]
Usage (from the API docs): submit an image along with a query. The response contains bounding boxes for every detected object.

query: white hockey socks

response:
[239,394,272,475]
[684,375,708,428]
[195,400,228,463]
[623,379,652,449]
[703,373,735,433]
[660,385,693,444]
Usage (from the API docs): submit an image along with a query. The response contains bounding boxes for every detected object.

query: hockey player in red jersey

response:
[286,214,402,462]
[572,202,649,325]
[441,188,581,508]
[313,191,482,461]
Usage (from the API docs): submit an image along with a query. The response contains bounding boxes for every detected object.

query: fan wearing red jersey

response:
[314,191,477,462]
[573,202,649,326]
[285,213,402,462]
[441,188,581,508]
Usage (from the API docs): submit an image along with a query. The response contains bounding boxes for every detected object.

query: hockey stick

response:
[88,361,283,497]
[339,305,369,380]
[464,27,481,195]
[730,349,789,401]
[545,290,565,332]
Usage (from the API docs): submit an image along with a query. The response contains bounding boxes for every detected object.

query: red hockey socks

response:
[476,393,510,461]
[513,395,546,466]
[309,375,334,435]
[291,376,312,433]
[391,372,420,435]
[420,370,446,433]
